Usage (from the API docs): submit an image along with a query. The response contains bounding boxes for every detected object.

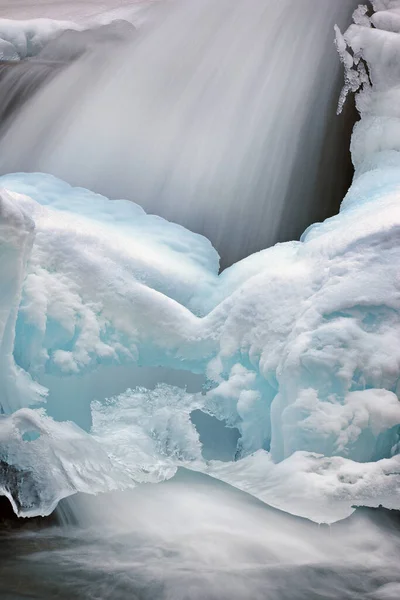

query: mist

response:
[1,471,396,600]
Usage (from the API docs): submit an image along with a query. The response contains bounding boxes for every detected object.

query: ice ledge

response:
[0,189,46,415]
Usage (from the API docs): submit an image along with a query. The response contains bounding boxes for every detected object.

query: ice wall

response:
[1,1,400,523]
[0,189,45,415]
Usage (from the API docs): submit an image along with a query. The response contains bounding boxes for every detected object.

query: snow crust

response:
[0,3,153,61]
[0,18,82,60]
[0,407,127,516]
[1,1,400,522]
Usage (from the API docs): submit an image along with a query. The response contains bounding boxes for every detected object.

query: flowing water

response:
[2,471,400,600]
[0,0,358,266]
[1,2,388,599]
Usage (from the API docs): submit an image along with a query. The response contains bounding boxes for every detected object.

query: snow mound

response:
[0,6,144,61]
[0,18,81,60]
[1,1,400,522]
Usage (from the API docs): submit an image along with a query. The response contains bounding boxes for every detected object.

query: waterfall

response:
[0,61,63,127]
[0,0,358,267]
[3,3,400,598]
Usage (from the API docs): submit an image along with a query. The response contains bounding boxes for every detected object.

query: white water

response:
[3,471,400,600]
[2,3,400,598]
[0,0,358,265]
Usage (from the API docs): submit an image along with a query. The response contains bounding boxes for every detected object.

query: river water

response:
[1,471,400,600]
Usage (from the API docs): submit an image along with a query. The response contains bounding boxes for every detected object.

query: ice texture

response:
[0,18,81,60]
[0,188,45,415]
[1,1,400,522]
[0,407,129,516]
[0,5,148,61]
[0,173,219,379]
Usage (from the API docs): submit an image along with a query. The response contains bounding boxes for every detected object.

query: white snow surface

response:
[1,1,400,522]
[0,1,155,60]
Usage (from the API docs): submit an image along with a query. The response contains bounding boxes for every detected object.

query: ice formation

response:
[0,18,82,60]
[1,1,400,523]
[0,3,150,61]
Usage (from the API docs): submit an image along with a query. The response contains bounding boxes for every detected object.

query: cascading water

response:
[3,1,400,598]
[0,20,137,133]
[0,61,63,126]
[0,0,358,266]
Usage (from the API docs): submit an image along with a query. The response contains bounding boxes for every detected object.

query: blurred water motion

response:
[0,0,358,267]
[0,4,397,600]
[1,471,400,600]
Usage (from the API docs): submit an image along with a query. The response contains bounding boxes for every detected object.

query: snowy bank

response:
[1,2,400,522]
